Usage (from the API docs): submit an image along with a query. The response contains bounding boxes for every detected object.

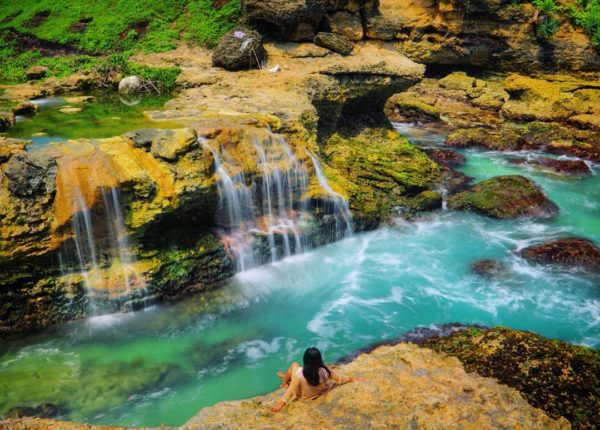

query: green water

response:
[5,94,175,149]
[0,124,598,426]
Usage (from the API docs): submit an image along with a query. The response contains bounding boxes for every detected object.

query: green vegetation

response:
[533,0,560,38]
[570,0,600,48]
[0,0,241,84]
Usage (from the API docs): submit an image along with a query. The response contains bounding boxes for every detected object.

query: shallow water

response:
[0,124,598,426]
[6,94,175,149]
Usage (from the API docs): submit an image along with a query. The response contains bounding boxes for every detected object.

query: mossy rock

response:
[322,128,443,226]
[448,175,559,219]
[521,237,600,273]
[445,127,531,151]
[423,327,600,430]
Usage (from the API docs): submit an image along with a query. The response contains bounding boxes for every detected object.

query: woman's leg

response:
[277,362,299,388]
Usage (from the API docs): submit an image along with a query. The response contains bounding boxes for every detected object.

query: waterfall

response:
[58,186,145,313]
[307,151,353,241]
[202,130,352,271]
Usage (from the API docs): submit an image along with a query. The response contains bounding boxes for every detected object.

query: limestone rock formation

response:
[187,342,569,429]
[448,175,559,219]
[424,327,600,430]
[25,65,50,80]
[212,28,266,70]
[521,238,600,272]
[325,11,364,41]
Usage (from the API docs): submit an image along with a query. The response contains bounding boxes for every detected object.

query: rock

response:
[445,127,530,151]
[13,101,38,115]
[118,76,144,95]
[520,238,600,272]
[326,11,364,41]
[241,0,329,41]
[59,106,83,114]
[4,151,58,197]
[424,327,600,430]
[6,403,68,419]
[385,92,441,122]
[323,128,442,227]
[0,110,16,131]
[425,148,465,166]
[125,128,198,161]
[212,28,267,70]
[0,137,28,163]
[188,342,568,429]
[314,32,355,55]
[471,259,505,278]
[448,175,559,219]
[64,96,95,104]
[26,65,50,80]
[439,71,477,92]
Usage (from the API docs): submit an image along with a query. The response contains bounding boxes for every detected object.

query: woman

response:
[271,347,358,413]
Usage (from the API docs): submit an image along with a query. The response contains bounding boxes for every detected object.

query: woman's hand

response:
[349,376,366,382]
[271,401,285,413]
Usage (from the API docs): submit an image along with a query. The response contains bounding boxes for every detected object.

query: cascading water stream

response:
[307,150,353,241]
[59,185,144,313]
[201,131,352,271]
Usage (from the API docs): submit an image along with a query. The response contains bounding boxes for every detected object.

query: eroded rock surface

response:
[424,327,600,430]
[187,342,569,430]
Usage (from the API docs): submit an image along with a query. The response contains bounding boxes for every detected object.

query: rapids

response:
[0,124,598,427]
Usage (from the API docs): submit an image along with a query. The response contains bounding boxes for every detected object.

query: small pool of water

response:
[5,93,176,150]
[0,123,598,427]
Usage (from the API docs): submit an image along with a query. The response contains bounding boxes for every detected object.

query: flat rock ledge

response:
[186,343,568,430]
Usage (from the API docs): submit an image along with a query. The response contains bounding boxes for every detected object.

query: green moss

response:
[322,128,443,226]
[448,175,558,219]
[424,327,600,430]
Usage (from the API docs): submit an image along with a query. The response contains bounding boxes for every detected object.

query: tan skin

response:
[271,361,362,413]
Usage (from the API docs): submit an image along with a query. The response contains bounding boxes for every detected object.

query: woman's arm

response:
[272,373,300,413]
[330,367,358,384]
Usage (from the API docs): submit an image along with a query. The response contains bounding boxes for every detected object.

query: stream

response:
[0,122,598,427]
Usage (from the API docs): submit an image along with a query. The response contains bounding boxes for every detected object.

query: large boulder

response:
[212,28,267,70]
[521,238,600,272]
[118,76,144,95]
[448,175,559,219]
[424,327,600,430]
[25,65,50,80]
[314,32,355,55]
[0,110,16,131]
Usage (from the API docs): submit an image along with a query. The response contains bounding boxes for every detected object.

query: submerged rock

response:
[424,327,600,430]
[448,175,559,219]
[187,342,568,429]
[521,237,600,273]
[510,156,592,176]
[471,259,506,278]
[425,147,465,166]
[212,28,267,70]
[314,32,354,55]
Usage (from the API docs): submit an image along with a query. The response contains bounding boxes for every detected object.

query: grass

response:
[0,0,241,85]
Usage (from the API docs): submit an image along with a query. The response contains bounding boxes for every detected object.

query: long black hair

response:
[302,347,331,386]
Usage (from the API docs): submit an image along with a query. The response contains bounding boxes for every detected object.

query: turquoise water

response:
[0,124,598,426]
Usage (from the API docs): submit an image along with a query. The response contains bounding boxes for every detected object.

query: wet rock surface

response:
[448,175,559,219]
[424,327,600,430]
[425,148,466,166]
[212,28,266,70]
[510,156,593,176]
[4,151,58,197]
[187,342,569,430]
[521,238,600,273]
[471,259,506,278]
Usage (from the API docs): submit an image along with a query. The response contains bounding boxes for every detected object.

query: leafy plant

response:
[533,0,560,39]
[570,0,600,49]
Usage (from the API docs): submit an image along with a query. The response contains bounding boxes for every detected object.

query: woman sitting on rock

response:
[271,347,358,413]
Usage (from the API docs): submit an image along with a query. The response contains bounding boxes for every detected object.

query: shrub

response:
[570,0,600,49]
